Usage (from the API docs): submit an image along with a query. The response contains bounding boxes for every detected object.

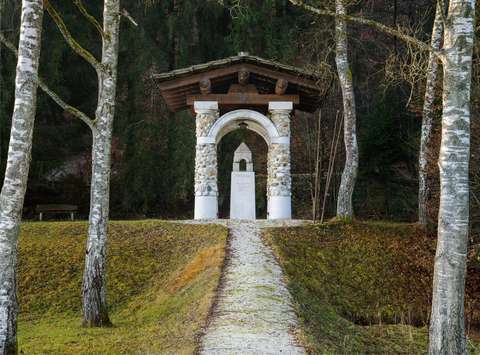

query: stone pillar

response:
[268,102,292,220]
[194,101,219,220]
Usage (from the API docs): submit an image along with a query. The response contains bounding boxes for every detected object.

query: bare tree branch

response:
[73,0,105,38]
[437,0,448,28]
[0,32,97,132]
[44,0,104,73]
[38,80,97,132]
[289,0,444,60]
[121,9,138,27]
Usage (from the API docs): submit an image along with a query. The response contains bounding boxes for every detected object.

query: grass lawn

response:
[264,221,480,354]
[17,220,228,354]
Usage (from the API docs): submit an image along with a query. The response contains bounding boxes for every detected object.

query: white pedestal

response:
[268,195,291,220]
[194,196,218,220]
[230,172,256,220]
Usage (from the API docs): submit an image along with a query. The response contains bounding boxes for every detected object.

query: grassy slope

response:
[265,221,480,354]
[17,221,228,354]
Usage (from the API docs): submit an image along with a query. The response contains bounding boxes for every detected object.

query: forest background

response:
[0,0,478,238]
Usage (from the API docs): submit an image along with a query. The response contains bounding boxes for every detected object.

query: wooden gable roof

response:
[153,53,323,113]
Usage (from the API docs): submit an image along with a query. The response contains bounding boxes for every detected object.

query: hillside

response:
[265,221,480,354]
[17,221,228,354]
[14,220,480,353]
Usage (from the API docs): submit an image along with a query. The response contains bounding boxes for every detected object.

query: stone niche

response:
[230,142,256,220]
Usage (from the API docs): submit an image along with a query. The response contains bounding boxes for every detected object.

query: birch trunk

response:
[429,0,476,353]
[82,0,120,328]
[335,0,358,220]
[0,0,43,353]
[418,2,444,227]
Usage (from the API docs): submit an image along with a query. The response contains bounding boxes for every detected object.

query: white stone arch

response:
[194,103,292,220]
[206,109,286,146]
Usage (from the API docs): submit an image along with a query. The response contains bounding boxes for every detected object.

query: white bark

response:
[418,2,444,227]
[429,0,476,353]
[82,0,120,327]
[0,0,43,353]
[335,0,358,220]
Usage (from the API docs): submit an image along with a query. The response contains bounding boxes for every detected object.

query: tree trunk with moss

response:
[82,0,120,328]
[429,0,476,353]
[418,1,444,227]
[335,0,358,220]
[0,0,43,353]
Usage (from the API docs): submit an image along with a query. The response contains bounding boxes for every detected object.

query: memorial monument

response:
[155,53,322,220]
[230,142,256,220]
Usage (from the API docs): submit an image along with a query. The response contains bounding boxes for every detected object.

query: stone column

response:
[268,102,292,220]
[194,101,219,220]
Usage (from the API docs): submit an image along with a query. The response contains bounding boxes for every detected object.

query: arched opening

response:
[195,107,291,220]
[208,109,278,219]
[209,109,281,146]
[217,129,268,219]
[239,159,247,171]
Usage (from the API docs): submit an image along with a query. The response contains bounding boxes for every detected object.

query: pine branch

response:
[0,32,97,132]
[72,0,105,38]
[44,0,104,73]
[289,0,444,60]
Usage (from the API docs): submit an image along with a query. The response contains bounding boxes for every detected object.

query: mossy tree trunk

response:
[418,1,444,227]
[335,0,358,220]
[82,0,120,328]
[31,0,121,328]
[0,0,43,353]
[429,0,476,353]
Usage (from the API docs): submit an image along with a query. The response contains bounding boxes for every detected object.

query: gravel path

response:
[199,220,306,354]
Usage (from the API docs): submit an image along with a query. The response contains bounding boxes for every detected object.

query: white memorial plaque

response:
[230,172,256,219]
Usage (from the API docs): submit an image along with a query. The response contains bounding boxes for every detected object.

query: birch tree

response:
[0,0,124,329]
[429,0,476,352]
[418,2,444,227]
[82,0,120,327]
[335,0,358,220]
[40,0,121,326]
[0,0,43,352]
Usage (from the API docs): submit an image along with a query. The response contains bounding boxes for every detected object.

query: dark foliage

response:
[1,0,477,228]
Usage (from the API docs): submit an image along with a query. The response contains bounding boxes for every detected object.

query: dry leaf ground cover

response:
[264,221,480,354]
[17,220,227,354]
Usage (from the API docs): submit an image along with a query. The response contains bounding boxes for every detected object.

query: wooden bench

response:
[36,204,78,221]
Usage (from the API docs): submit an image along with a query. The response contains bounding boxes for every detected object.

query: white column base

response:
[194,196,218,220]
[268,195,291,220]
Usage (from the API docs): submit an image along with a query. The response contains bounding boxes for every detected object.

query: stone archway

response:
[193,101,292,220]
[209,109,280,146]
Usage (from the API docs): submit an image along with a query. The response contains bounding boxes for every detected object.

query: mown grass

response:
[264,220,480,354]
[17,220,228,354]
